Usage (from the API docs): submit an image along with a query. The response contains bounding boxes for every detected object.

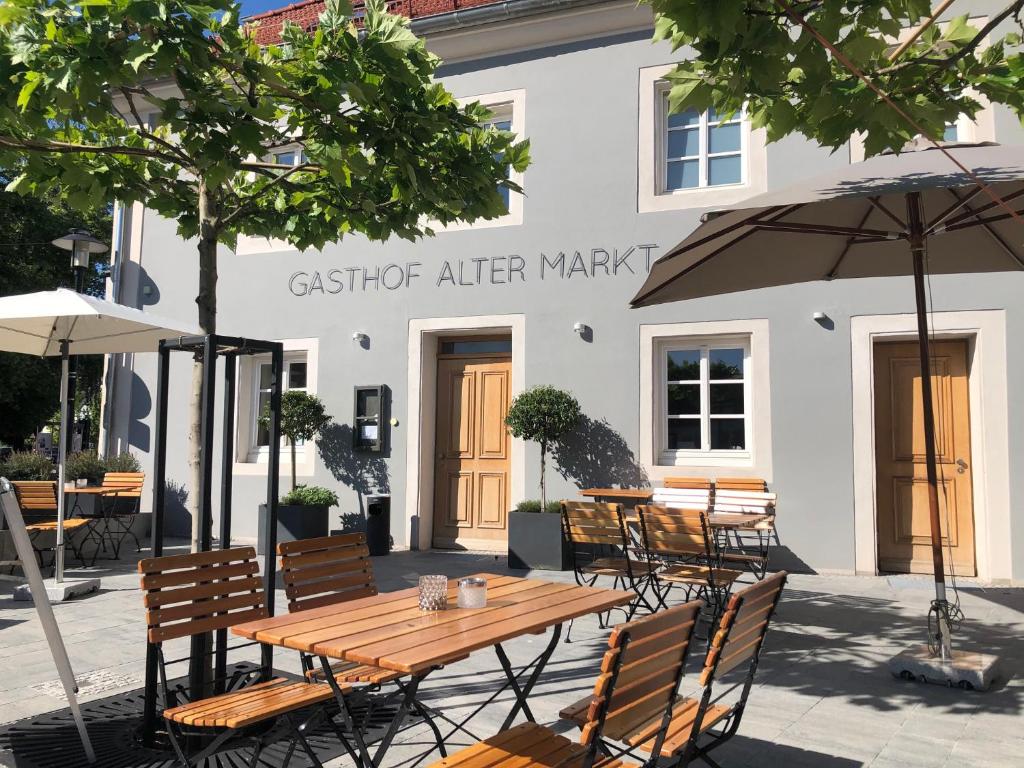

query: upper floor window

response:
[481,103,514,210]
[663,104,745,192]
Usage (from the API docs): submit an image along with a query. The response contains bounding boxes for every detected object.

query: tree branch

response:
[222,162,319,226]
[119,87,193,166]
[0,134,181,164]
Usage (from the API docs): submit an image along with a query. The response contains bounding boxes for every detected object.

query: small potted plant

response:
[505,386,581,570]
[257,391,337,554]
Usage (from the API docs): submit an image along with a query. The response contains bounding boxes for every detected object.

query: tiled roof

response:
[247,0,502,45]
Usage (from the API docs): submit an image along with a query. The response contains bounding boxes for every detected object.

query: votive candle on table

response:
[418,574,448,611]
[457,577,487,609]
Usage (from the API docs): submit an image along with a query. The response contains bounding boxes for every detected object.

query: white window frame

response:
[639,320,772,481]
[659,97,747,193]
[249,354,309,458]
[638,65,767,213]
[436,88,526,232]
[234,337,319,477]
[660,338,752,463]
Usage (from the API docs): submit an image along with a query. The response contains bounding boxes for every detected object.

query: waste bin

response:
[365,494,391,556]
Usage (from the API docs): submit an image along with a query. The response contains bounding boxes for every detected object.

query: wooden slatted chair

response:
[711,481,777,580]
[97,471,145,558]
[664,477,713,490]
[562,500,656,625]
[650,486,713,514]
[139,547,354,768]
[636,505,742,628]
[430,598,705,768]
[12,480,93,569]
[278,534,402,687]
[560,573,787,767]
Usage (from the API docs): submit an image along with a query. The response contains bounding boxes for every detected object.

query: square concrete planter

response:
[508,510,569,571]
[257,504,330,555]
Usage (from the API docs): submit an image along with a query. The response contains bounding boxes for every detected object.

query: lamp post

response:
[49,230,107,581]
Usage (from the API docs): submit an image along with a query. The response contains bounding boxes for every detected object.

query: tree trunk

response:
[187,181,219,553]
[290,439,297,493]
[539,439,547,511]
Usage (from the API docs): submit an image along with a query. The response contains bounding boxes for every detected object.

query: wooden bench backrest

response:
[712,489,777,515]
[664,477,712,490]
[637,504,709,559]
[651,487,712,510]
[138,547,267,644]
[12,480,57,511]
[581,599,703,747]
[561,501,626,548]
[278,533,377,613]
[714,477,768,492]
[701,571,786,685]
[101,472,144,498]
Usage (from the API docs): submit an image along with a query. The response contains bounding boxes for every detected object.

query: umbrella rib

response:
[825,201,875,279]
[925,184,986,234]
[940,186,1024,230]
[0,324,53,341]
[940,188,1024,270]
[944,206,1024,233]
[865,196,907,230]
[754,221,902,238]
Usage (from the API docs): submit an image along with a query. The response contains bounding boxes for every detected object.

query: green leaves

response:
[642,0,1024,156]
[505,386,582,446]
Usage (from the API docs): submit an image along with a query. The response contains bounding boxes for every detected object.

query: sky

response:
[238,0,302,17]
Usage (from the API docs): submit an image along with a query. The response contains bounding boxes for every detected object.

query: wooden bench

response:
[12,481,93,570]
[139,547,352,766]
[560,573,787,764]
[429,599,705,768]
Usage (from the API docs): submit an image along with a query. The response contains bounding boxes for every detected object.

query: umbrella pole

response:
[54,341,70,584]
[907,193,953,660]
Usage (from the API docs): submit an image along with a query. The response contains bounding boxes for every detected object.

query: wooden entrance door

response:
[874,339,976,576]
[432,355,512,548]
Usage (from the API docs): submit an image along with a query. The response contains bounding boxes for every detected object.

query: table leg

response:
[496,622,563,730]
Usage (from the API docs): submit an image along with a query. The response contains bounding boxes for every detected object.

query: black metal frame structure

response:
[141,335,284,747]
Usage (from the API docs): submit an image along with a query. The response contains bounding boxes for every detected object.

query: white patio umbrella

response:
[0,288,198,583]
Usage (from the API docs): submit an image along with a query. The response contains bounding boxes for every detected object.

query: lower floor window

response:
[662,341,750,458]
[253,356,308,449]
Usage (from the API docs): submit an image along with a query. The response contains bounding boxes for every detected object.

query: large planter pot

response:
[257,504,330,555]
[508,511,570,571]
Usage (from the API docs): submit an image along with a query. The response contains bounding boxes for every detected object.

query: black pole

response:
[261,344,283,679]
[214,352,236,694]
[188,336,218,701]
[907,192,953,659]
[141,342,171,747]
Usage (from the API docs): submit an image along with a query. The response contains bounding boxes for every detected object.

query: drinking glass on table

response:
[418,574,448,611]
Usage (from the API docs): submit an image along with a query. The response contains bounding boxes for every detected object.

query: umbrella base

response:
[14,576,100,603]
[889,645,999,691]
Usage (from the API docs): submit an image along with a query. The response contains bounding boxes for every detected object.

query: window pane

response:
[710,418,745,450]
[258,364,272,390]
[709,348,744,379]
[667,419,701,450]
[708,107,740,123]
[943,123,958,142]
[273,151,296,166]
[357,389,380,419]
[256,391,271,446]
[709,123,741,154]
[666,159,699,190]
[710,383,744,414]
[667,107,700,129]
[666,350,700,380]
[490,119,512,132]
[288,362,307,390]
[441,339,513,355]
[667,384,700,415]
[667,128,699,159]
[708,155,741,186]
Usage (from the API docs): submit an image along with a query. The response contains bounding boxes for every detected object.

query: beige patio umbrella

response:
[0,288,197,584]
[632,142,1024,666]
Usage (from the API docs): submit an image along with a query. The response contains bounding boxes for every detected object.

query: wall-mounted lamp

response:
[352,332,369,343]
[812,311,835,331]
[573,322,593,343]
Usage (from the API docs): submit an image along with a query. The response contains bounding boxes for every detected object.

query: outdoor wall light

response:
[352,332,369,343]
[812,312,835,331]
[573,322,589,335]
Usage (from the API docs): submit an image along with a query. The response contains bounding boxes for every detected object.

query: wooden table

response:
[580,487,653,502]
[234,573,632,767]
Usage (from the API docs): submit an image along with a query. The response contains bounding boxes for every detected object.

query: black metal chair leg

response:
[249,738,265,768]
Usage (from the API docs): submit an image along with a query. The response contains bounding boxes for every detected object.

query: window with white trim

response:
[659,339,751,461]
[251,354,308,454]
[662,101,746,192]
[481,103,514,211]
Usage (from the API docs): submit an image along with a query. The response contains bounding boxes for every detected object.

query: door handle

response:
[956,458,968,474]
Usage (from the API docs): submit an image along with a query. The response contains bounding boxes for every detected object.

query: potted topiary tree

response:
[505,386,581,570]
[257,391,337,554]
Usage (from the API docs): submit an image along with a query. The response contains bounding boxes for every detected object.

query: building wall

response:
[106,4,1024,579]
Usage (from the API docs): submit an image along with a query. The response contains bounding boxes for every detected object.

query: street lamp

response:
[51,229,108,292]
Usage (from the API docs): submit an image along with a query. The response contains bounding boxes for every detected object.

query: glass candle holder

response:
[418,575,448,611]
[457,577,487,609]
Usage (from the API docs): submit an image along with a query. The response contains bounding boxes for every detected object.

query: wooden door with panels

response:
[432,341,512,549]
[874,339,976,576]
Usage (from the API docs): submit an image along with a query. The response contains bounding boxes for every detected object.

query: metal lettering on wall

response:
[286,244,660,296]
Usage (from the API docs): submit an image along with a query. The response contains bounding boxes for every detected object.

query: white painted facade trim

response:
[850,310,1011,582]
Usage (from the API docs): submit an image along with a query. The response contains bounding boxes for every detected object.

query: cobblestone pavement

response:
[1,545,1021,767]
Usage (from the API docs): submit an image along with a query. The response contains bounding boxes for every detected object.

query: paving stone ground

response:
[1,545,1021,767]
